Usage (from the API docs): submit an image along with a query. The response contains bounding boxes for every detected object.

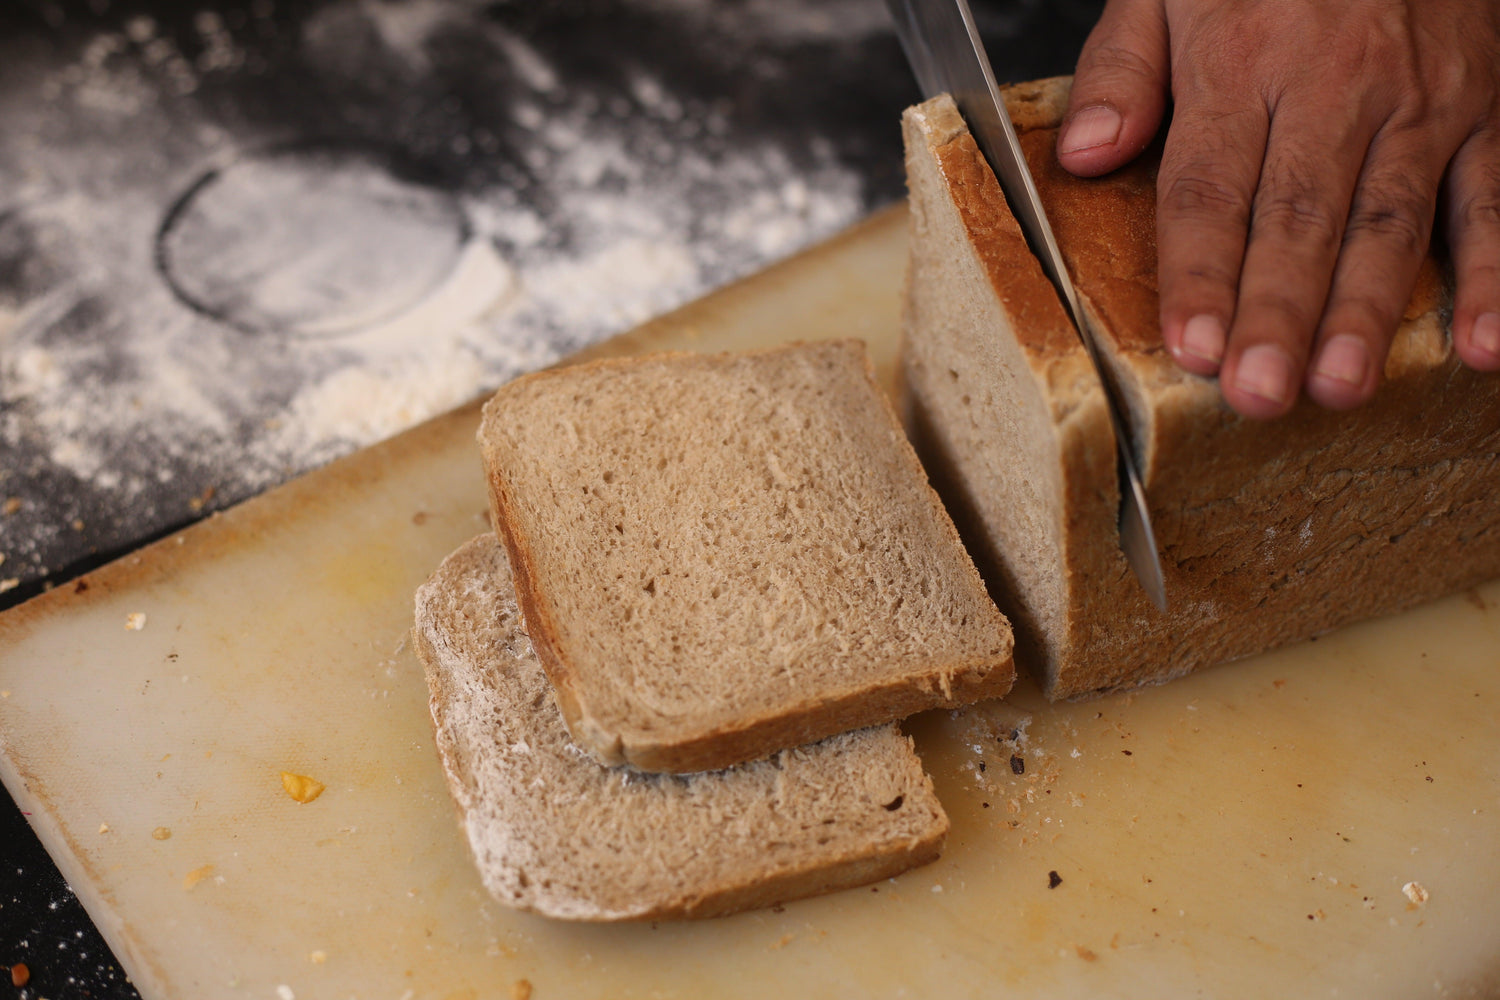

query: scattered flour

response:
[0,0,874,582]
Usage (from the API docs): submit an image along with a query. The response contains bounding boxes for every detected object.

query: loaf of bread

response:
[413,533,949,920]
[478,339,1014,772]
[901,82,1500,699]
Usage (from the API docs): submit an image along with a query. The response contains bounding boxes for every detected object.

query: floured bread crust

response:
[413,534,949,921]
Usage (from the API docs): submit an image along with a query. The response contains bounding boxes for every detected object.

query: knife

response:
[884,0,1168,611]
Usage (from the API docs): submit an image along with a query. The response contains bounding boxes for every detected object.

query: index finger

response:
[1154,101,1267,380]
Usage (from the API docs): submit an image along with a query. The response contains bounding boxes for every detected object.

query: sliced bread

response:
[412,533,949,921]
[478,339,1014,773]
[901,84,1500,699]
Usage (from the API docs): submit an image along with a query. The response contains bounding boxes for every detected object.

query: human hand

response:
[1055,0,1500,419]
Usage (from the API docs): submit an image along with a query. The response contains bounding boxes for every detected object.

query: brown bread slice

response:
[478,339,1014,773]
[901,84,1500,699]
[412,533,949,921]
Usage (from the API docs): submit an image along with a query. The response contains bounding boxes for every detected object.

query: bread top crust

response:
[1005,76,1449,388]
[930,77,1459,485]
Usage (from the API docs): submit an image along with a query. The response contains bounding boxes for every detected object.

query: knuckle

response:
[1452,153,1500,235]
[1347,181,1433,257]
[1183,261,1241,289]
[1326,296,1400,343]
[1254,161,1343,251]
[1159,171,1250,226]
[1076,40,1164,89]
[1255,195,1342,250]
[1242,291,1320,337]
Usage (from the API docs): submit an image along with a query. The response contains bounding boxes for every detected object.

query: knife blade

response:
[884,0,1168,611]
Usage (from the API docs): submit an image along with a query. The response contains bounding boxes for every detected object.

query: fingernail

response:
[1178,314,1226,365]
[1233,344,1295,406]
[1059,105,1122,155]
[1312,334,1370,387]
[1472,312,1500,361]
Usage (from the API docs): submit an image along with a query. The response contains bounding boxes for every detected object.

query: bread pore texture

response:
[479,339,1014,773]
[413,533,949,921]
[901,83,1500,700]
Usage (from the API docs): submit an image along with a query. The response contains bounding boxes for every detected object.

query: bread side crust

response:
[479,340,1014,773]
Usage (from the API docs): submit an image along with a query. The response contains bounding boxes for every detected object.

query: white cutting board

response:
[2,205,1499,1000]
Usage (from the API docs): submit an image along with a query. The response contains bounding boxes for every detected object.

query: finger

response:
[1153,100,1268,380]
[1217,103,1377,419]
[1305,135,1444,409]
[1057,0,1170,178]
[1445,125,1500,372]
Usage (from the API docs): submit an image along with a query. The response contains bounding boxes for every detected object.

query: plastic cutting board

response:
[2,205,1499,1000]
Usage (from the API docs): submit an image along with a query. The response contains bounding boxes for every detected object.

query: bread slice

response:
[478,339,1014,773]
[901,83,1500,699]
[413,533,949,921]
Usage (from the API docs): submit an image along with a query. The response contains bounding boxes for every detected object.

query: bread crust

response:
[480,340,1014,772]
[901,83,1500,698]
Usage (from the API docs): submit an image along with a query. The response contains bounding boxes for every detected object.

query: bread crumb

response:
[0,579,18,594]
[98,822,110,834]
[309,950,327,964]
[510,979,533,1000]
[183,864,215,889]
[125,612,147,631]
[11,962,30,987]
[281,771,326,804]
[1402,881,1429,906]
[276,985,295,1000]
[1074,944,1097,961]
[152,826,172,840]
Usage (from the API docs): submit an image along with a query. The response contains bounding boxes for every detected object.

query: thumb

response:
[1058,0,1170,178]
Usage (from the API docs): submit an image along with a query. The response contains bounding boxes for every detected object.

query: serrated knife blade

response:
[885,0,1168,611]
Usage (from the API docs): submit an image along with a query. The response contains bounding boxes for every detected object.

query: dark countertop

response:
[0,0,1101,995]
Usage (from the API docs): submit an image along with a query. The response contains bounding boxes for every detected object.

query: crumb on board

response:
[125,612,147,631]
[281,771,326,804]
[183,864,215,890]
[511,978,533,1000]
[99,822,110,834]
[1403,881,1429,906]
[309,950,327,964]
[1048,870,1063,889]
[151,826,172,840]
